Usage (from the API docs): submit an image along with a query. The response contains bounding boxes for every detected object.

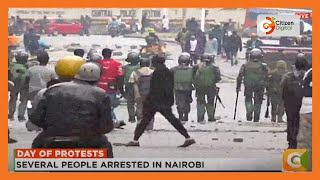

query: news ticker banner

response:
[14,148,283,171]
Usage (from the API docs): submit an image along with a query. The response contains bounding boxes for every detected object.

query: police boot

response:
[8,114,14,121]
[179,113,184,122]
[253,104,262,122]
[246,113,253,121]
[245,101,253,121]
[183,113,189,122]
[271,115,276,122]
[277,115,285,123]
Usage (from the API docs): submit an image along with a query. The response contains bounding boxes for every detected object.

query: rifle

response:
[264,93,270,118]
[213,87,220,119]
[213,87,225,119]
[216,94,225,108]
[234,91,239,120]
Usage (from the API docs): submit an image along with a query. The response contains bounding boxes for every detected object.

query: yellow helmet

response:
[55,56,86,79]
[147,28,156,33]
[276,60,287,70]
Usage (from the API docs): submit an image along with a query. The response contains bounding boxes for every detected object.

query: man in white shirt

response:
[186,35,200,66]
[28,51,56,103]
[162,15,169,32]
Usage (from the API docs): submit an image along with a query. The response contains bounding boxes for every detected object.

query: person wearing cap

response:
[267,60,288,123]
[126,55,195,147]
[128,57,155,130]
[123,52,141,123]
[237,48,269,122]
[281,53,309,149]
[8,50,31,121]
[193,54,221,123]
[96,48,125,126]
[30,62,114,157]
[170,54,194,123]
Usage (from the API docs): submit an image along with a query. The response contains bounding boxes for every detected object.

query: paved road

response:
[8,35,287,171]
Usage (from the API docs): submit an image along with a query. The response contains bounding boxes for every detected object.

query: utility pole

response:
[201,8,205,32]
[182,8,187,28]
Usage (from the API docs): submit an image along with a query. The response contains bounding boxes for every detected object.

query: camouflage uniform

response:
[123,64,140,122]
[237,52,269,122]
[193,55,221,122]
[267,60,287,122]
[123,52,141,122]
[128,66,155,130]
[8,51,31,121]
[171,64,194,122]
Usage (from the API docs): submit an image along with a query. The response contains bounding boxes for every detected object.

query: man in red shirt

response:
[97,48,125,126]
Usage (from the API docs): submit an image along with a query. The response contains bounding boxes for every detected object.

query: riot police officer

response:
[8,50,31,121]
[171,54,194,122]
[268,60,288,123]
[123,52,141,123]
[193,53,221,123]
[237,48,269,122]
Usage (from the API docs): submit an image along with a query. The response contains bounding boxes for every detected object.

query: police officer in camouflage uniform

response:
[281,53,309,149]
[193,53,221,123]
[268,60,288,123]
[8,50,31,121]
[171,54,194,122]
[123,52,141,123]
[237,49,269,122]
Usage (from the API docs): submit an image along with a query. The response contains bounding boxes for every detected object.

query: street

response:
[8,35,287,171]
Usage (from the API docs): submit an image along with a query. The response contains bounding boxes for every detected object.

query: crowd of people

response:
[8,16,312,164]
[175,18,246,66]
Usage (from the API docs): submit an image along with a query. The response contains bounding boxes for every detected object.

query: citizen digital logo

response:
[275,20,295,31]
[257,14,300,37]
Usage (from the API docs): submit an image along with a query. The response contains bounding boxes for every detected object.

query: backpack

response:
[9,63,31,87]
[174,67,193,91]
[284,72,304,103]
[136,71,153,97]
[194,64,216,89]
[243,62,267,88]
[124,64,140,84]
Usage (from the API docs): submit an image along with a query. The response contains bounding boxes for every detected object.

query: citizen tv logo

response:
[295,12,311,19]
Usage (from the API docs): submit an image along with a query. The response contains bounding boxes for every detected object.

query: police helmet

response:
[88,53,103,62]
[276,60,287,70]
[178,54,190,64]
[125,52,140,64]
[15,49,29,64]
[201,53,212,62]
[295,53,308,70]
[74,62,102,82]
[249,48,263,61]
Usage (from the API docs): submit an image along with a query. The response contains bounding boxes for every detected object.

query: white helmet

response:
[74,62,101,82]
